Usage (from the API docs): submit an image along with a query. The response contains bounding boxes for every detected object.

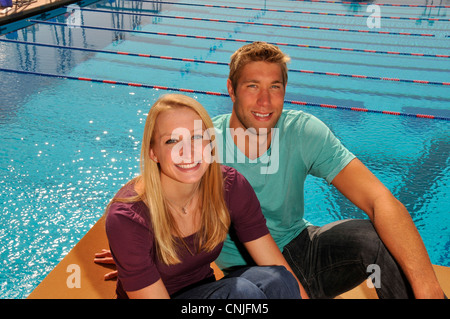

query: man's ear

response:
[227,79,236,103]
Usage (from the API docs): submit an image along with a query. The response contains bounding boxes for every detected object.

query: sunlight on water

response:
[0,0,449,298]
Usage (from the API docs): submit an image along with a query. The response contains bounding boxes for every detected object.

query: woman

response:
[105,94,302,299]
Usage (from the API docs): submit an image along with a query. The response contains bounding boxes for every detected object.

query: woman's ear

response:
[149,148,158,163]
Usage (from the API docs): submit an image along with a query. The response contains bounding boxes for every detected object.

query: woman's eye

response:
[165,139,178,144]
[192,134,203,140]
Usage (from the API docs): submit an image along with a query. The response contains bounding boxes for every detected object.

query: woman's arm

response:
[244,233,309,299]
[126,278,170,299]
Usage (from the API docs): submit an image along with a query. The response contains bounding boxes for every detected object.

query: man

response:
[211,41,444,299]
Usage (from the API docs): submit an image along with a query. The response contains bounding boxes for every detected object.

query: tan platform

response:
[28,218,450,299]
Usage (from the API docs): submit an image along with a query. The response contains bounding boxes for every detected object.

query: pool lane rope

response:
[0,67,448,121]
[26,19,450,59]
[75,7,438,37]
[122,0,450,22]
[290,0,450,8]
[1,38,449,87]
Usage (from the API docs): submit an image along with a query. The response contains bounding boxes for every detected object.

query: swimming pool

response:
[0,0,448,299]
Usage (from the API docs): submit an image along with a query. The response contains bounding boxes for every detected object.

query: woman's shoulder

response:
[107,182,149,228]
[221,165,238,186]
[221,165,252,195]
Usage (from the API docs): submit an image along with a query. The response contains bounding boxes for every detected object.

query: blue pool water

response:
[0,0,449,298]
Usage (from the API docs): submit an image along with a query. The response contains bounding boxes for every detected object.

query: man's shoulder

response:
[280,109,314,122]
[277,109,319,132]
[212,113,230,127]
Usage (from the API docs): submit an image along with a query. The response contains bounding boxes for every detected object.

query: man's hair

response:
[228,42,291,91]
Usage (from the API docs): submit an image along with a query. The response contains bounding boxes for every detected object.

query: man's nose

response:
[257,88,271,107]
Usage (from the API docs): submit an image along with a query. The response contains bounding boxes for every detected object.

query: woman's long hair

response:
[106,94,230,265]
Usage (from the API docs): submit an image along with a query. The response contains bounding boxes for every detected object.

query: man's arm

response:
[331,158,444,298]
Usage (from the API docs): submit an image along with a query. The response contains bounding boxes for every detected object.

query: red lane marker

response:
[291,101,308,105]
[383,111,401,115]
[417,114,435,119]
[351,107,368,112]
[78,77,92,81]
[320,103,338,109]
[352,74,367,78]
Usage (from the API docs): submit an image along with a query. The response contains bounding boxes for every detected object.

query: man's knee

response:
[225,277,267,299]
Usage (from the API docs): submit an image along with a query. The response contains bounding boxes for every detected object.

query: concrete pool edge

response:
[27,217,450,299]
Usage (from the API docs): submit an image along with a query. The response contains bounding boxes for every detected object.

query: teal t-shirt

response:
[212,110,356,269]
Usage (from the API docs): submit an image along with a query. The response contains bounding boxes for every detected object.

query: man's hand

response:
[94,249,118,280]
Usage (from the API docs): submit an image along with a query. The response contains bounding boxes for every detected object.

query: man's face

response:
[228,61,286,133]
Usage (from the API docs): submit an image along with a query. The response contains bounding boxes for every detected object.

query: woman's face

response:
[150,107,211,186]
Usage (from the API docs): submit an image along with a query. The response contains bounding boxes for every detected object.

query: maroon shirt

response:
[106,166,269,298]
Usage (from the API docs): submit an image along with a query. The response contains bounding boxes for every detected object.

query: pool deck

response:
[0,0,77,26]
[27,217,450,299]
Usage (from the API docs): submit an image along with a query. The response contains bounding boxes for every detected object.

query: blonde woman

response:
[104,94,301,299]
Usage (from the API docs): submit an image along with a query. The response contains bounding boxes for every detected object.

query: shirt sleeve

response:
[300,114,355,184]
[223,166,270,243]
[105,202,161,292]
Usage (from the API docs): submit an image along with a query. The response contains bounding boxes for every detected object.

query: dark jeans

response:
[282,219,415,299]
[173,266,301,299]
